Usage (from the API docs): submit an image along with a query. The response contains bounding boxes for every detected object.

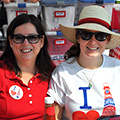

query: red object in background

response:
[109,8,120,60]
[54,11,66,18]
[47,36,73,66]
[109,47,120,59]
[111,8,120,31]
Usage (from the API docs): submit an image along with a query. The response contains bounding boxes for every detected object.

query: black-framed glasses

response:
[11,34,43,44]
[77,30,110,42]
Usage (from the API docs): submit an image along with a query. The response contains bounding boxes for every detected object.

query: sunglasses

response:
[11,34,43,44]
[77,30,110,42]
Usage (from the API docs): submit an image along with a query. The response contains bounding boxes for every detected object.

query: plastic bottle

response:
[44,97,56,120]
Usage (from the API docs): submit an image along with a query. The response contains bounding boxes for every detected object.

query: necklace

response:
[78,56,102,88]
[82,70,97,88]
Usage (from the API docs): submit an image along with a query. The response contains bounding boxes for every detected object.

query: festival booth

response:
[40,0,77,66]
[4,1,39,25]
[109,3,120,59]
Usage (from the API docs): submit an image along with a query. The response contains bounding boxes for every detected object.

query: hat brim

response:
[60,23,120,49]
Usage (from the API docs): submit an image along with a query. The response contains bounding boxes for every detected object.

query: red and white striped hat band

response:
[59,5,120,49]
[78,18,110,30]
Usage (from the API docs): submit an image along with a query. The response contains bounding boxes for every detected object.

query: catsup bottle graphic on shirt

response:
[102,83,116,116]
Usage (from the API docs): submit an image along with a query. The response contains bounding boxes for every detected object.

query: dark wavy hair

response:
[0,14,55,81]
[64,29,80,60]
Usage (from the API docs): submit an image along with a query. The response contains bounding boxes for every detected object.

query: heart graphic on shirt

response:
[72,110,100,120]
[11,90,16,95]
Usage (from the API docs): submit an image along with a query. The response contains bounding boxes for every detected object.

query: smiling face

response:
[9,22,44,64]
[77,30,109,59]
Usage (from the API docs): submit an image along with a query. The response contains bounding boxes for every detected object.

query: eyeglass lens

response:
[11,34,42,44]
[78,31,109,42]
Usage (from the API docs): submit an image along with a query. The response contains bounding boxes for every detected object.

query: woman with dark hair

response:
[0,14,55,119]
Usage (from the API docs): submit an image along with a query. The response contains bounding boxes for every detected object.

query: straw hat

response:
[60,5,120,49]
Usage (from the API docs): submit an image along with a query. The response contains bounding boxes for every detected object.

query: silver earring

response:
[11,45,12,48]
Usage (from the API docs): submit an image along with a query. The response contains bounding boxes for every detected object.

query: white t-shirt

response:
[47,54,120,120]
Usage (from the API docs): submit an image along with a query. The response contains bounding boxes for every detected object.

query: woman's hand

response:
[54,102,63,120]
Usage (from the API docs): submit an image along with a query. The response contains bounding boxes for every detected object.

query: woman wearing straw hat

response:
[47,5,120,120]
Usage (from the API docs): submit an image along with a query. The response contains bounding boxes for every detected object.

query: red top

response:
[0,61,48,120]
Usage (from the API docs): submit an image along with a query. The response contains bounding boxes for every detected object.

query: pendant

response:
[88,82,92,88]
